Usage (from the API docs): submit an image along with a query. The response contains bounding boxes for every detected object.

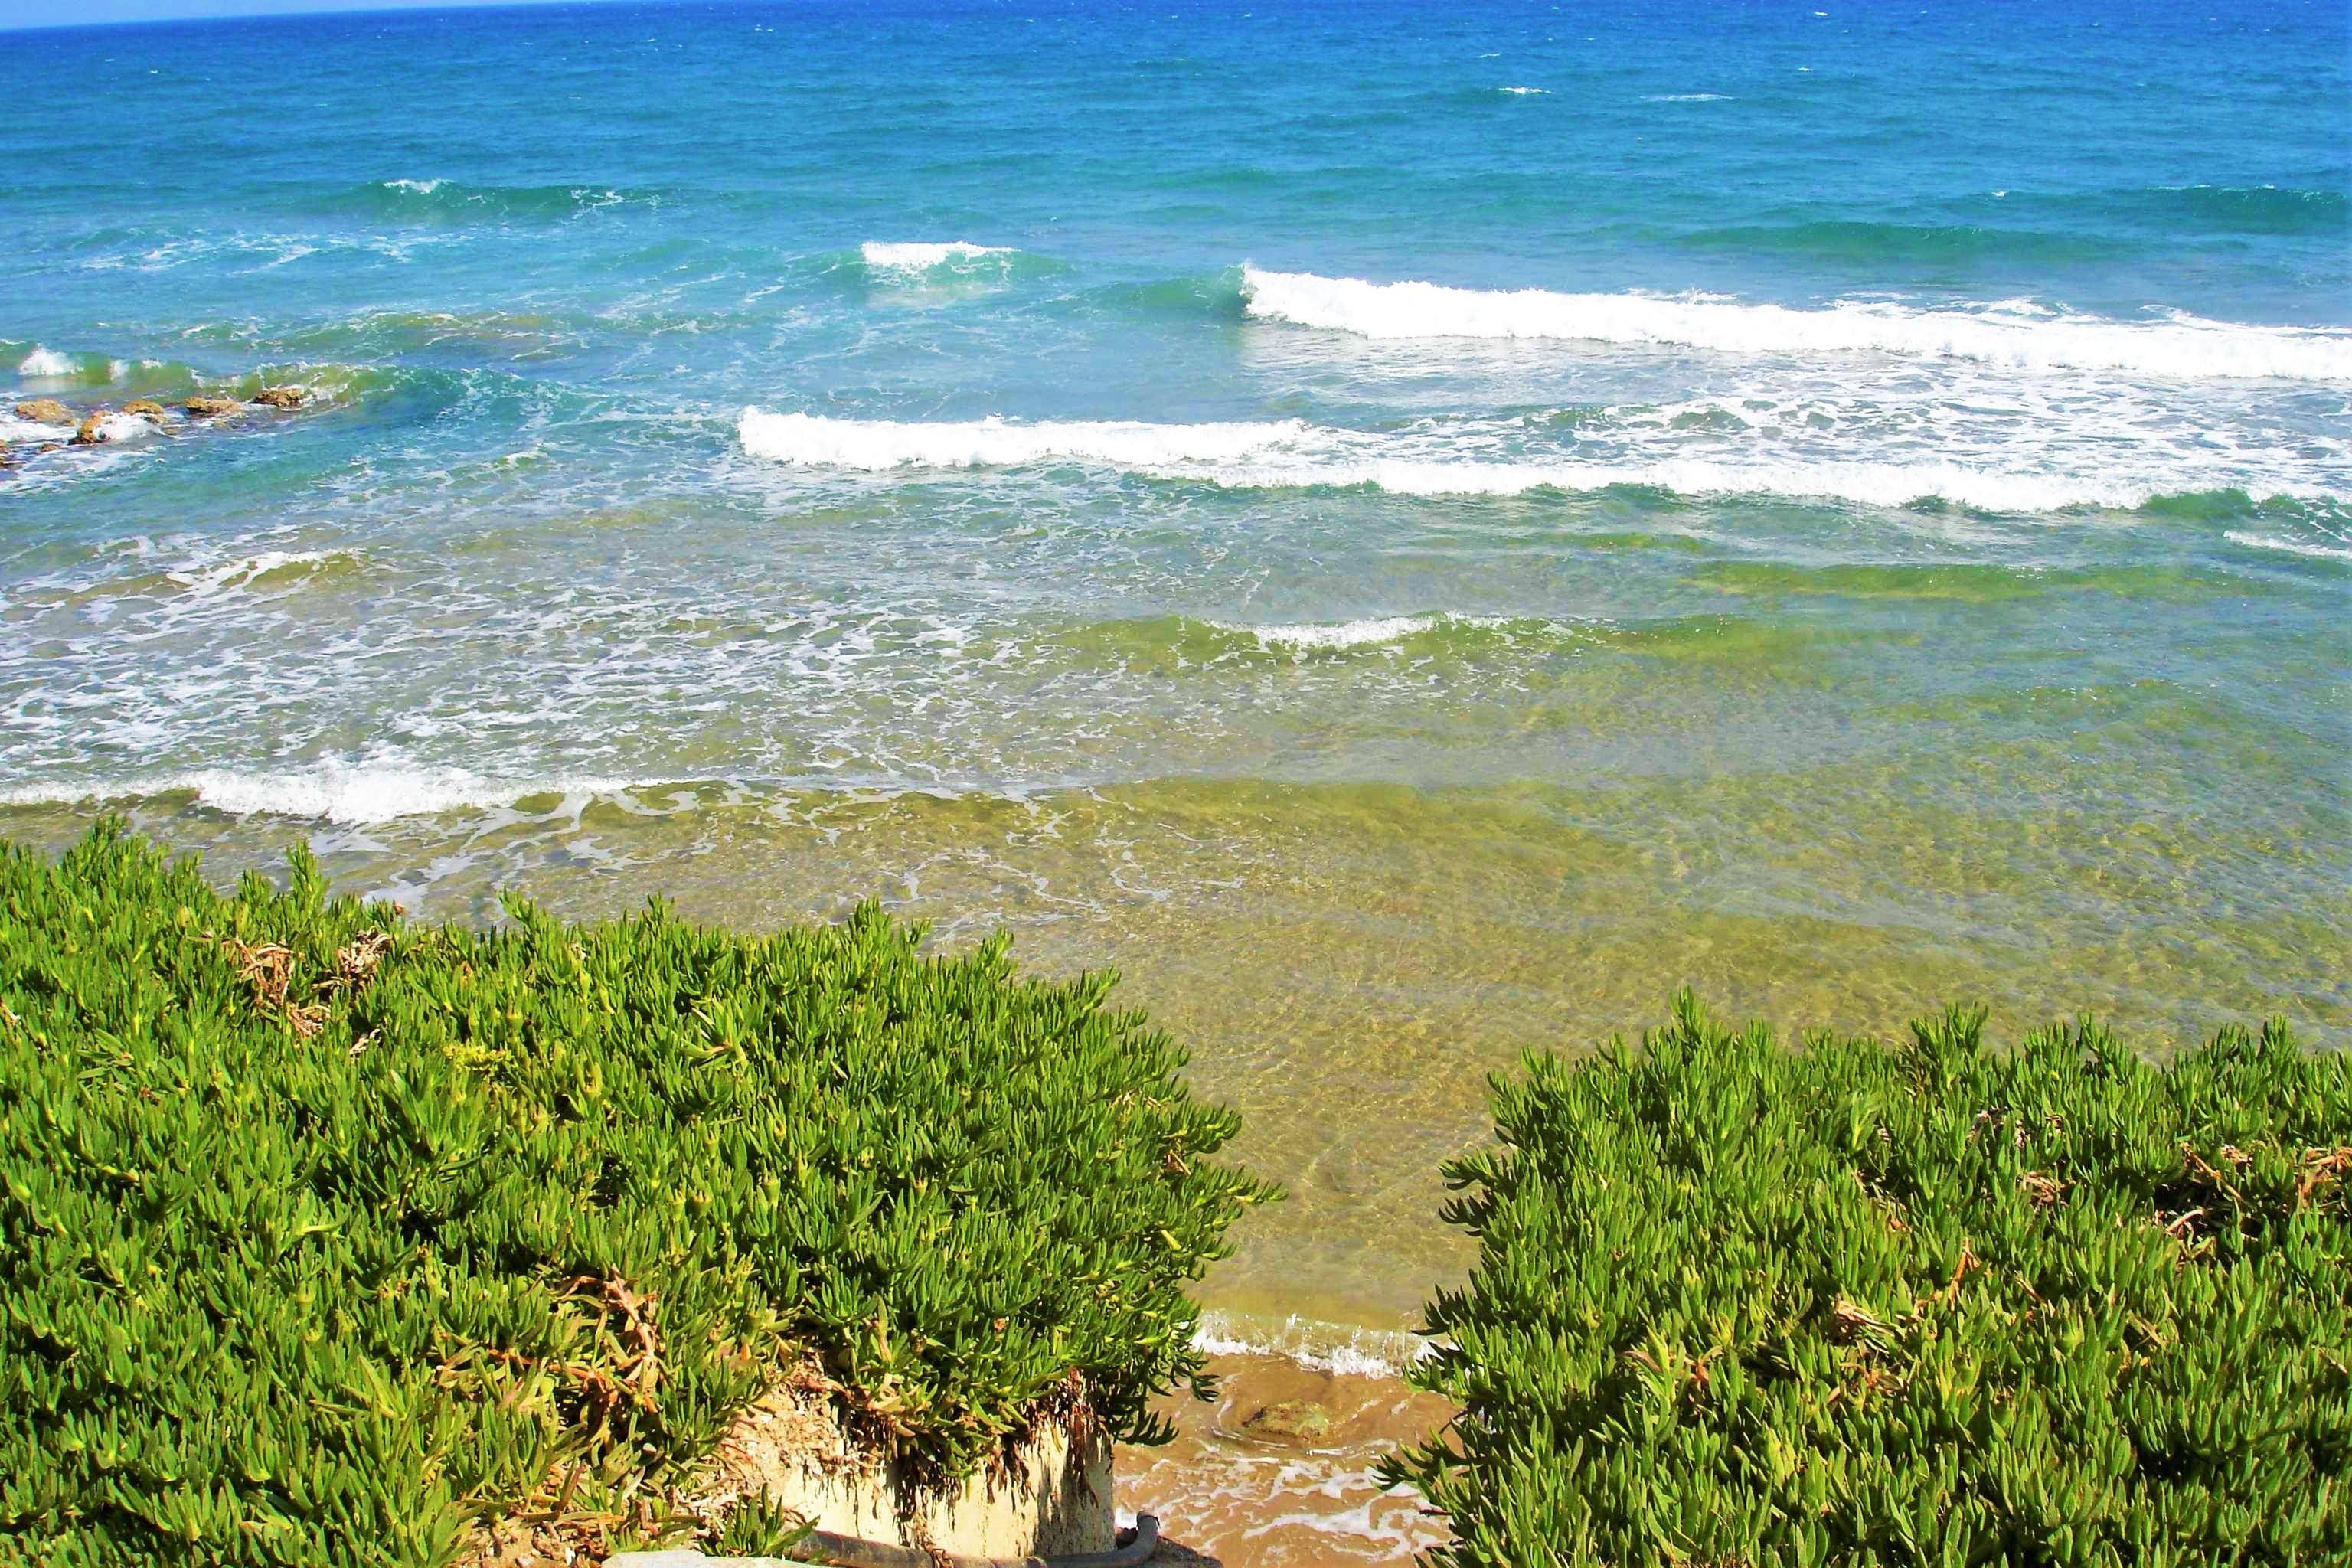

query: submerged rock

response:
[70,413,108,446]
[1237,1400,1332,1446]
[185,396,243,419]
[122,399,169,424]
[14,397,74,426]
[250,386,306,410]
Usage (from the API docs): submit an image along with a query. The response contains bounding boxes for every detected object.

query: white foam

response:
[1238,266,2352,381]
[17,347,76,377]
[1191,455,2298,512]
[165,550,338,597]
[1191,1312,1431,1378]
[858,240,1014,276]
[1238,615,1442,650]
[383,178,444,194]
[2225,530,2352,562]
[1,414,67,443]
[1647,92,1733,100]
[738,410,2336,513]
[92,413,162,444]
[1222,613,1511,651]
[738,409,1308,470]
[1497,85,1546,94]
[0,762,639,825]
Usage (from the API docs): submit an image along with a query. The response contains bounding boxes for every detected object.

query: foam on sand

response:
[1238,266,2352,381]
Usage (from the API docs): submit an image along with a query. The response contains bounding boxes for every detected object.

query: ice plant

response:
[0,825,1275,1565]
[1388,992,2350,1567]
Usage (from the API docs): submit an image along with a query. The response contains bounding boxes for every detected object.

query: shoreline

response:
[1116,1349,1457,1567]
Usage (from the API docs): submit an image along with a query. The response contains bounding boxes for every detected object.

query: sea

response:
[2,0,2346,1556]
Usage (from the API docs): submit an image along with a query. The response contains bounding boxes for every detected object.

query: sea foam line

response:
[0,763,645,825]
[1238,266,2352,381]
[737,411,2336,513]
[1218,613,1513,651]
[1191,1311,1432,1378]
[738,408,1309,469]
[2225,530,2352,562]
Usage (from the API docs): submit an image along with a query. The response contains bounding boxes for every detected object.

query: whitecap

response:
[16,346,77,377]
[858,240,1014,277]
[1237,266,2352,382]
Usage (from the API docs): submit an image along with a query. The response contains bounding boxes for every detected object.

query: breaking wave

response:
[737,409,1308,469]
[0,761,648,825]
[737,410,2338,514]
[16,346,79,378]
[1237,266,2352,381]
[858,239,1015,276]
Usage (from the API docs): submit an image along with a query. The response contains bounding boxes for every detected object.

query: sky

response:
[0,0,580,29]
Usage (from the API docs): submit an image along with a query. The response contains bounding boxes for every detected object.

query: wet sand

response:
[1116,1353,1456,1566]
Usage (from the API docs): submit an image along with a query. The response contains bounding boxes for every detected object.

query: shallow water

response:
[2,2,2349,1551]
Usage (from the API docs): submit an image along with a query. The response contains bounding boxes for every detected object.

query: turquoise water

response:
[3,0,2347,1337]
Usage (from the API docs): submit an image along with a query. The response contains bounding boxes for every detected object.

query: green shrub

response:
[1387,993,2350,1568]
[0,825,1275,1566]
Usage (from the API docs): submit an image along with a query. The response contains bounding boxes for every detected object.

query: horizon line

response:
[0,0,799,38]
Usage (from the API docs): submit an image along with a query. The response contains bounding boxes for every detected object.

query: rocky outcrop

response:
[14,398,74,426]
[122,400,169,424]
[250,386,306,410]
[1236,1400,1332,1446]
[70,413,109,446]
[185,396,243,419]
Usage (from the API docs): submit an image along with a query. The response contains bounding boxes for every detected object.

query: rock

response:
[70,413,109,446]
[1237,1399,1332,1446]
[121,399,169,424]
[14,397,74,426]
[185,396,243,419]
[36,443,63,454]
[250,386,305,410]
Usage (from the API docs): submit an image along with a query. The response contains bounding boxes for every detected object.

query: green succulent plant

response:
[1387,992,2350,1568]
[0,824,1276,1566]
